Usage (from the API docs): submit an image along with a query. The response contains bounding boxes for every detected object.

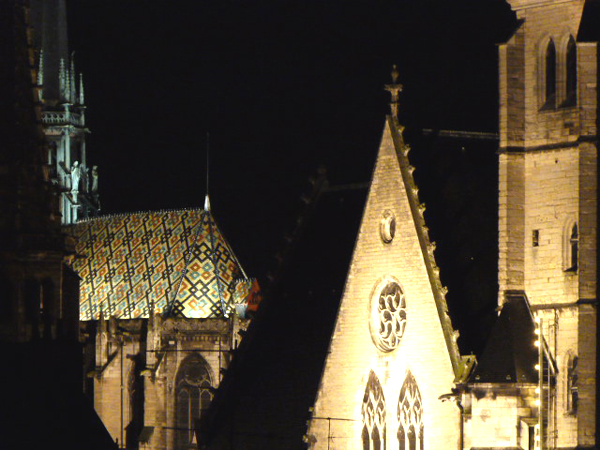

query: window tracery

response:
[175,354,213,450]
[397,371,424,450]
[362,371,386,450]
[371,280,407,352]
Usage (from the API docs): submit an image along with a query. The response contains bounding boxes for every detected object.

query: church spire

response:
[30,0,99,224]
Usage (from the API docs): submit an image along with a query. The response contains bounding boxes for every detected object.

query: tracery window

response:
[565,36,577,106]
[175,354,213,450]
[370,280,407,352]
[362,371,386,450]
[544,40,557,108]
[397,371,424,450]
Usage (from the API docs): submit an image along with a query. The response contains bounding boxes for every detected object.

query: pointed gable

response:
[307,116,468,448]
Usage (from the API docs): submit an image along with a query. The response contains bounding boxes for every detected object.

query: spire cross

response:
[384,64,403,119]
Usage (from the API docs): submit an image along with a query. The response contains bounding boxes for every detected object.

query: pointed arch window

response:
[543,40,557,108]
[175,354,213,450]
[564,37,577,106]
[397,371,424,450]
[362,371,386,450]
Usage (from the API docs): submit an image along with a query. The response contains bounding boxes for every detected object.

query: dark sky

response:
[66,0,515,285]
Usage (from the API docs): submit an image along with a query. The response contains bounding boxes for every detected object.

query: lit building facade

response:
[67,204,260,450]
[307,1,597,449]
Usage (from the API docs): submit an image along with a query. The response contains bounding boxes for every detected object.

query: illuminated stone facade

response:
[307,0,597,449]
[306,114,471,450]
[69,203,259,450]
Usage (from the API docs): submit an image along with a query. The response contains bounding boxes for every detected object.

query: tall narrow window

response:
[566,354,578,414]
[127,357,145,450]
[362,371,386,450]
[397,371,423,450]
[545,40,557,108]
[175,354,213,450]
[565,37,577,106]
[566,223,578,272]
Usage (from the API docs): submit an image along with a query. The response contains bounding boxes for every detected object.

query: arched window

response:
[175,354,213,450]
[544,40,557,108]
[565,37,577,106]
[397,371,423,450]
[565,223,578,272]
[362,371,386,450]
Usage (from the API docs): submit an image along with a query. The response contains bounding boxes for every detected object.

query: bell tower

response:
[30,0,100,224]
[497,0,597,447]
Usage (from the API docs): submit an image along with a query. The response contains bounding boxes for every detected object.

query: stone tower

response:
[0,0,79,345]
[497,0,597,447]
[30,0,99,224]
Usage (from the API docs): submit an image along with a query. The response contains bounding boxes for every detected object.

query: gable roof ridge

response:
[66,207,205,226]
[387,116,465,380]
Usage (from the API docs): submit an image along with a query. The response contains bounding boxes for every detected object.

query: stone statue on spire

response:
[384,64,403,120]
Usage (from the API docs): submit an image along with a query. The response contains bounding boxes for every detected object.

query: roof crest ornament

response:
[384,64,403,120]
[204,132,211,211]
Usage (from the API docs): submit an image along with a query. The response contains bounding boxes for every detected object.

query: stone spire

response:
[30,0,100,224]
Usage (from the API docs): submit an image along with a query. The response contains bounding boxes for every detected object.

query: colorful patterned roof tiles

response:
[67,208,254,320]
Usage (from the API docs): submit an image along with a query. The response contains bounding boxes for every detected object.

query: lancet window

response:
[397,371,424,450]
[175,354,213,450]
[362,371,386,450]
[544,40,557,108]
[565,36,577,106]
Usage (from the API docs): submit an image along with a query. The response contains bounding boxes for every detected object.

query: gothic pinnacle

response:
[70,52,76,104]
[79,73,85,105]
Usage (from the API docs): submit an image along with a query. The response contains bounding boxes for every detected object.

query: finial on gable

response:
[204,132,210,211]
[384,64,403,120]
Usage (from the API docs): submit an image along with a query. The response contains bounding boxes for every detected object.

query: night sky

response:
[66,0,516,344]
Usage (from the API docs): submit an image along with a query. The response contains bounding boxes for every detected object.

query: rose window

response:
[370,280,407,352]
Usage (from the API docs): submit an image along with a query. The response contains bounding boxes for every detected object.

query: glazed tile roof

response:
[67,207,254,320]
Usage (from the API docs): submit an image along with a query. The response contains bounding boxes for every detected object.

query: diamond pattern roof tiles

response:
[67,208,252,320]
